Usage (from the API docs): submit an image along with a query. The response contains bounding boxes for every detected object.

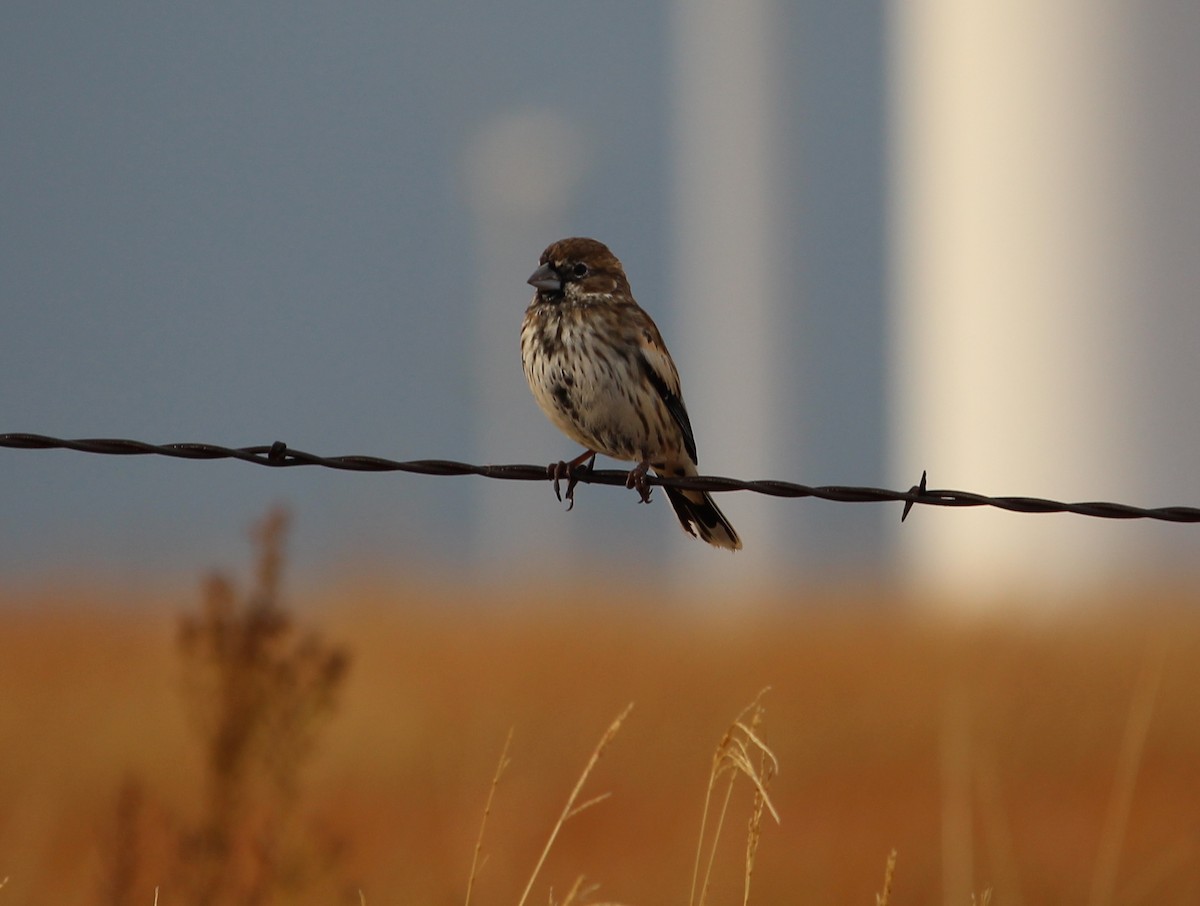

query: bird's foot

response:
[547,450,596,511]
[626,460,653,504]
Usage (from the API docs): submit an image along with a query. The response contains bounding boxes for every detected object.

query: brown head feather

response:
[535,237,631,300]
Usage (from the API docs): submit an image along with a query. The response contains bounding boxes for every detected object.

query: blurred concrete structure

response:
[668,0,791,583]
[465,111,588,573]
[890,3,1200,601]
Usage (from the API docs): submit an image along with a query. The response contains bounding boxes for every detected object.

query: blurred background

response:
[3,6,1200,903]
[4,3,1197,599]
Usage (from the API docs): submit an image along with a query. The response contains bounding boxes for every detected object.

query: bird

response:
[520,236,742,550]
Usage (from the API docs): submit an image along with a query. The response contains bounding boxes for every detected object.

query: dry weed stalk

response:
[557,874,598,906]
[96,507,349,906]
[973,745,1025,906]
[175,507,350,903]
[940,685,973,904]
[515,703,635,906]
[552,873,626,906]
[464,727,514,906]
[1087,633,1168,906]
[690,688,780,906]
[876,849,897,906]
[98,776,171,906]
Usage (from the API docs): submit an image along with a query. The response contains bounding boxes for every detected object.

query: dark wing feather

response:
[639,351,698,465]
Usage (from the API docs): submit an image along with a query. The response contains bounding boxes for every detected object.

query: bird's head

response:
[527,237,631,303]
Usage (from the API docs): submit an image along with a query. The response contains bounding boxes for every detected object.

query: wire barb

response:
[2,433,1199,523]
[901,470,927,523]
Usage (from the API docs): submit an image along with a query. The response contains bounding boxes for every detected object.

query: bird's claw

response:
[626,461,653,504]
[547,452,595,511]
[548,461,567,503]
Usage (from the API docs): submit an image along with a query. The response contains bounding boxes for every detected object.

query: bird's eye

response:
[572,262,589,279]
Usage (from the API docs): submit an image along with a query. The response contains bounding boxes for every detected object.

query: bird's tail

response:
[663,485,742,551]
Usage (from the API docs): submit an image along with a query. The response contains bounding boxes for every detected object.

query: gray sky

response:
[1,4,893,589]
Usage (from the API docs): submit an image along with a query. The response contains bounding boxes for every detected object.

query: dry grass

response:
[690,688,778,906]
[467,692,778,906]
[1088,635,1168,906]
[464,726,513,906]
[1,578,1199,903]
[515,701,632,906]
[876,849,897,906]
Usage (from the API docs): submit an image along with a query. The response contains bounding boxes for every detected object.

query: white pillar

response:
[669,0,789,584]
[464,111,587,574]
[890,3,1200,602]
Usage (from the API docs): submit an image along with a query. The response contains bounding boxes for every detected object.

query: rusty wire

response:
[2,432,1198,524]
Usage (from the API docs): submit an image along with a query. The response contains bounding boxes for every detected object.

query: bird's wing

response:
[637,332,698,466]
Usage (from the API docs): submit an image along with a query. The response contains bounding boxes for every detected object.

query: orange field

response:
[1,578,1198,904]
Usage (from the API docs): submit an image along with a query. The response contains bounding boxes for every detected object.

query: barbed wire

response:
[2,432,1198,524]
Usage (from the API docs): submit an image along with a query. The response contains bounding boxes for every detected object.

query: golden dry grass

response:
[1,579,1199,903]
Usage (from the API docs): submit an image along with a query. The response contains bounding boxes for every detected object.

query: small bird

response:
[521,237,742,550]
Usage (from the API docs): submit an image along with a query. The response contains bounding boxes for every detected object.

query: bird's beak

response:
[527,263,562,293]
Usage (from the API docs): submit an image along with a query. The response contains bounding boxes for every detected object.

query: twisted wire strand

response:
[2,433,1198,523]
